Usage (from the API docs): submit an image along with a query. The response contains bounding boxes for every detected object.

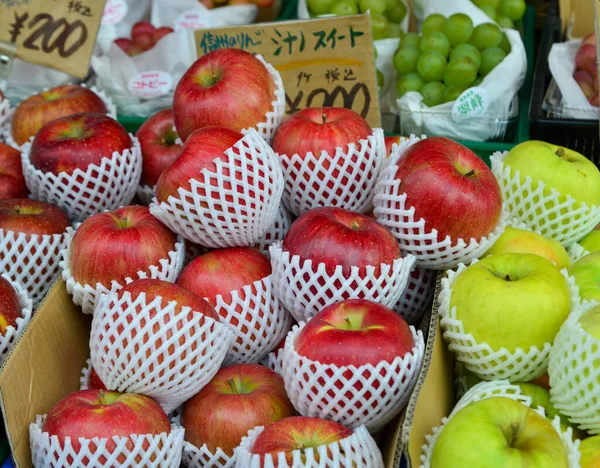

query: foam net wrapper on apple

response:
[30,416,184,468]
[60,228,185,315]
[279,129,386,217]
[373,136,510,270]
[491,151,600,248]
[394,266,436,324]
[182,441,235,468]
[255,204,293,258]
[419,380,581,468]
[0,275,32,365]
[0,98,12,130]
[149,129,284,248]
[136,184,156,206]
[283,322,424,433]
[214,275,292,366]
[90,291,234,414]
[439,261,581,383]
[0,228,68,307]
[21,136,142,223]
[79,358,93,390]
[260,347,285,376]
[270,243,415,323]
[568,242,590,263]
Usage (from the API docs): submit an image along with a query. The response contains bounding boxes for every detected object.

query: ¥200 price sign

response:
[0,0,107,78]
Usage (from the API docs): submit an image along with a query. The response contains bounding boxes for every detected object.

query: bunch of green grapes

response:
[307,0,407,39]
[471,0,526,29]
[393,13,511,106]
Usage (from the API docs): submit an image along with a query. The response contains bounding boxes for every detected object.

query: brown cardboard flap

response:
[560,0,596,37]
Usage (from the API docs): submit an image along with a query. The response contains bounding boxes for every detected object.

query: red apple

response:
[385,136,402,158]
[0,199,70,236]
[132,21,156,38]
[11,84,108,146]
[249,416,353,464]
[114,37,133,52]
[575,44,598,75]
[88,367,108,391]
[574,70,595,86]
[0,276,21,336]
[30,113,132,175]
[582,32,597,47]
[590,93,600,107]
[69,205,177,286]
[182,364,295,455]
[0,143,28,200]
[173,49,275,141]
[392,137,502,242]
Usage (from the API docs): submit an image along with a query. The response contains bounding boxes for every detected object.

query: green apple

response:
[307,0,337,15]
[484,227,571,270]
[451,253,571,352]
[579,229,600,254]
[570,252,600,303]
[431,397,568,467]
[504,141,600,209]
[580,435,600,468]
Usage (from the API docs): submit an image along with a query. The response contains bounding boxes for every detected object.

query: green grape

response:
[307,0,336,15]
[498,0,526,21]
[480,46,507,76]
[385,2,407,24]
[496,16,515,29]
[371,13,390,40]
[377,69,385,88]
[401,32,421,48]
[443,85,467,102]
[472,76,484,86]
[396,73,426,97]
[422,14,447,34]
[393,45,420,74]
[473,0,501,7]
[444,57,478,87]
[417,50,447,82]
[386,23,403,38]
[420,31,450,57]
[498,32,512,54]
[443,13,474,47]
[331,0,360,15]
[359,0,386,14]
[470,23,502,50]
[421,82,446,106]
[450,44,482,71]
[479,5,497,21]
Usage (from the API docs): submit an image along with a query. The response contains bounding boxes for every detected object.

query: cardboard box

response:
[560,0,596,38]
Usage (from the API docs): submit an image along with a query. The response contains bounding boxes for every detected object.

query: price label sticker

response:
[128,71,173,99]
[102,0,128,25]
[452,87,489,121]
[175,8,212,31]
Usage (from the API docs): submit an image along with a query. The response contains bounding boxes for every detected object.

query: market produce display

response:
[114,21,175,56]
[472,0,527,28]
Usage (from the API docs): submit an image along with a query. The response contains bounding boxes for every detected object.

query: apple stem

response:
[227,378,237,394]
[344,317,352,328]
[505,274,511,281]
[321,114,327,124]
[464,169,476,178]
[555,147,566,157]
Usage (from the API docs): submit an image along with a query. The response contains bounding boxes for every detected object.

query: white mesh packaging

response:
[569,242,590,263]
[278,128,386,217]
[137,185,156,206]
[0,98,12,128]
[0,275,32,365]
[394,266,436,324]
[214,275,292,366]
[79,358,92,390]
[0,228,68,307]
[419,380,581,468]
[256,205,293,258]
[260,346,285,376]
[182,441,234,468]
[60,228,185,315]
[90,290,234,414]
[270,243,415,323]
[491,151,600,247]
[282,323,424,433]
[439,261,579,382]
[373,136,509,270]
[30,416,184,468]
[149,129,284,248]
[234,424,384,468]
[21,136,142,223]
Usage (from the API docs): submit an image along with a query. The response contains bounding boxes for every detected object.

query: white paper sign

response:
[452,87,490,120]
[102,0,129,25]
[175,8,212,30]
[128,71,173,99]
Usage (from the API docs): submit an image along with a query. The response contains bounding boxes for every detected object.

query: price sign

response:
[128,71,173,99]
[194,14,381,127]
[452,87,489,121]
[0,0,107,79]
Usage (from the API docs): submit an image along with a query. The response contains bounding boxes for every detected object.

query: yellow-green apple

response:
[173,49,275,141]
[0,276,21,335]
[182,364,295,456]
[41,389,171,464]
[69,205,177,287]
[431,397,568,467]
[136,109,182,187]
[580,435,600,468]
[392,137,503,242]
[450,254,571,352]
[385,136,402,157]
[30,113,132,175]
[11,84,107,145]
[570,252,600,302]
[579,228,600,254]
[484,227,571,270]
[249,416,353,464]
[0,143,28,200]
[0,199,70,236]
[578,304,600,339]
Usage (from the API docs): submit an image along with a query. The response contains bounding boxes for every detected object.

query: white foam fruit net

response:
[60,228,185,315]
[260,347,285,377]
[149,129,284,249]
[214,275,292,366]
[420,380,581,468]
[393,266,436,325]
[0,98,12,129]
[373,136,509,270]
[491,151,600,248]
[568,242,591,264]
[79,358,93,390]
[255,204,293,258]
[136,185,156,206]
[30,416,184,468]
[0,275,32,365]
[439,261,580,383]
[21,136,142,223]
[278,129,386,217]
[182,441,234,468]
[270,243,415,323]
[0,228,68,307]
[90,291,234,414]
[282,322,424,433]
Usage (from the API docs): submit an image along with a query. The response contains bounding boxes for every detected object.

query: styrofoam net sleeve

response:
[420,380,581,468]
[149,129,284,249]
[568,242,590,264]
[439,261,580,383]
[255,204,293,258]
[90,291,234,414]
[30,416,184,468]
[491,151,600,248]
[373,136,510,270]
[136,185,156,206]
[234,424,384,468]
[270,243,415,323]
[282,322,424,433]
[60,227,185,315]
[0,275,32,365]
[260,347,284,377]
[278,129,386,217]
[183,441,235,468]
[213,275,292,366]
[394,266,436,325]
[0,228,68,307]
[0,98,12,129]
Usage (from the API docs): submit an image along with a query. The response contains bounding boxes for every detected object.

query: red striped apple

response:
[0,276,21,336]
[385,136,402,157]
[0,143,28,200]
[0,199,70,236]
[88,367,107,391]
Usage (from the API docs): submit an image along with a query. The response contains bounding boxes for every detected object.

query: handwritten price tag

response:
[102,0,128,26]
[128,71,173,99]
[175,8,212,31]
[452,87,489,121]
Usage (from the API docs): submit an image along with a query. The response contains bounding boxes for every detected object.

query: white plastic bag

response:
[96,0,153,55]
[5,61,77,104]
[152,0,257,30]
